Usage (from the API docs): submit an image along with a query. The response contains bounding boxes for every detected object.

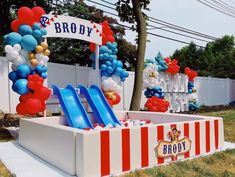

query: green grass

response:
[0,108,235,177]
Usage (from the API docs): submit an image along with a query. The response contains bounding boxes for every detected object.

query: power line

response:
[52,0,206,47]
[196,0,235,17]
[93,0,217,40]
[86,0,217,41]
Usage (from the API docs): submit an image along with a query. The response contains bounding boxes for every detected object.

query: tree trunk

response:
[130,0,147,110]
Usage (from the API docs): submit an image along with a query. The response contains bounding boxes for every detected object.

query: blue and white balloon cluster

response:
[144,52,168,72]
[90,42,129,82]
[4,23,48,69]
[144,86,165,99]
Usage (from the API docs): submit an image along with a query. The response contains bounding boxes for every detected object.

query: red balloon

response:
[18,7,35,26]
[107,35,115,43]
[107,98,114,107]
[32,6,46,22]
[34,87,51,101]
[89,43,96,52]
[16,102,27,115]
[24,98,42,115]
[39,102,46,112]
[19,92,33,102]
[112,93,121,105]
[11,19,22,32]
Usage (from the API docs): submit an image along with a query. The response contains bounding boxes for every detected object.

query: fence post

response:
[226,78,230,104]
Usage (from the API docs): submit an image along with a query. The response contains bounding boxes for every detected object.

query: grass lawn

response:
[0,108,235,177]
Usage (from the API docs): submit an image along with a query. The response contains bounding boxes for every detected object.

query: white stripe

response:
[218,119,224,148]
[210,120,215,151]
[110,129,122,175]
[177,123,184,160]
[148,126,157,166]
[163,124,171,163]
[76,131,100,177]
[200,121,206,154]
[189,122,195,157]
[130,127,141,170]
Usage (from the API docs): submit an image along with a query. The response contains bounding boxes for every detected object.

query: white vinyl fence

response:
[1,57,235,113]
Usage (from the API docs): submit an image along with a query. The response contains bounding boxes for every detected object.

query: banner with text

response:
[40,15,102,45]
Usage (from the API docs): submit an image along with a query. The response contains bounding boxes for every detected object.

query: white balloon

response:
[13,55,26,66]
[4,45,13,53]
[6,50,19,61]
[43,56,49,62]
[38,60,45,66]
[19,49,28,59]
[111,75,121,84]
[13,44,21,52]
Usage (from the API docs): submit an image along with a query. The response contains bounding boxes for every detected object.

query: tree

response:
[172,35,235,79]
[116,0,150,110]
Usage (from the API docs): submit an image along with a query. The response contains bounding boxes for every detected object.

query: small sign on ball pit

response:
[155,127,191,159]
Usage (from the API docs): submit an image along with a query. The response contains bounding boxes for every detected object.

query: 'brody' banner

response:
[40,15,102,45]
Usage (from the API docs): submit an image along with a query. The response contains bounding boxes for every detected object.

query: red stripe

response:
[214,120,219,149]
[184,123,190,158]
[206,121,210,153]
[122,129,130,171]
[157,126,164,164]
[171,124,177,161]
[100,131,110,176]
[195,122,200,155]
[141,127,149,167]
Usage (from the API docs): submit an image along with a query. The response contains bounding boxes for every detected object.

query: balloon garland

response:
[184,67,200,111]
[89,21,129,107]
[3,6,51,115]
[143,53,170,112]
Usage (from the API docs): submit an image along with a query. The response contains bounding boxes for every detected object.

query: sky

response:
[86,0,235,58]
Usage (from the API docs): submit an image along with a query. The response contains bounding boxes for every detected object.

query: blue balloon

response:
[101,64,107,71]
[32,23,41,30]
[115,67,122,74]
[18,25,33,36]
[4,32,22,46]
[33,30,42,38]
[41,72,47,79]
[100,46,112,55]
[16,64,31,78]
[117,61,123,68]
[107,66,113,74]
[12,79,30,95]
[8,71,18,82]
[21,34,38,51]
[123,71,129,78]
[35,65,44,74]
[103,53,109,60]
[109,55,117,61]
[105,61,112,66]
[40,28,47,36]
[42,66,48,72]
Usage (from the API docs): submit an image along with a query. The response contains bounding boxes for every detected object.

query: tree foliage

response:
[172,35,235,79]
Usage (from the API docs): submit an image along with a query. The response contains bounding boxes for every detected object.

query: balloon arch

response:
[3,6,129,115]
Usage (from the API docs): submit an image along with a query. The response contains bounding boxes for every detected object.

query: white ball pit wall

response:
[19,111,224,177]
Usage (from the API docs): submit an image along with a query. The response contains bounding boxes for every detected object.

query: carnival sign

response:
[154,127,191,159]
[40,15,102,45]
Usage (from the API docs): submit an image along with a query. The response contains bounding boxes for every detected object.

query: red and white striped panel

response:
[76,118,223,177]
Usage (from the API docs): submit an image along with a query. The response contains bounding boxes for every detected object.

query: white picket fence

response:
[1,57,235,113]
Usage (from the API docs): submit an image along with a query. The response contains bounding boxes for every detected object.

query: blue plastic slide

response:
[78,85,121,127]
[52,84,94,129]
